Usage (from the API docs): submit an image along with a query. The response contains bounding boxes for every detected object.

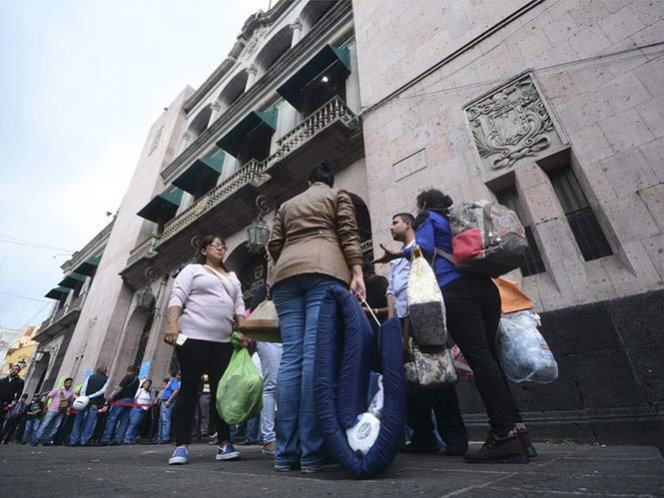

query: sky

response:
[0,0,268,330]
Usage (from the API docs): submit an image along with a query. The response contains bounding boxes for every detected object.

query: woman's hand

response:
[237,332,250,348]
[372,243,403,264]
[164,327,179,346]
[350,264,366,300]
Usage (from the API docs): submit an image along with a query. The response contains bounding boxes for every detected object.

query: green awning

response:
[73,254,101,276]
[215,107,278,158]
[172,150,225,197]
[58,272,87,289]
[137,187,184,224]
[45,287,70,300]
[277,45,351,110]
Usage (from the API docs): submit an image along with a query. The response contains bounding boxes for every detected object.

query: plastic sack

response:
[497,311,558,383]
[217,332,264,424]
[367,375,384,418]
[407,246,447,346]
[346,412,381,456]
[451,345,474,381]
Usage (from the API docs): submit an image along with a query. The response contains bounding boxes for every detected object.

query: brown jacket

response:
[268,182,363,287]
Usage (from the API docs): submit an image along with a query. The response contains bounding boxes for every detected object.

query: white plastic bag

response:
[497,310,558,383]
[347,376,384,456]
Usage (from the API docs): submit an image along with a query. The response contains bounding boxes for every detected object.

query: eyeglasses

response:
[208,242,226,250]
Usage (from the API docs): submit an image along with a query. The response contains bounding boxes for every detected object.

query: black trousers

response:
[174,338,233,446]
[407,386,468,447]
[443,275,522,436]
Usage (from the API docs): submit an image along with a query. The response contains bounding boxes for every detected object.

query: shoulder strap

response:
[435,247,454,263]
[203,265,238,301]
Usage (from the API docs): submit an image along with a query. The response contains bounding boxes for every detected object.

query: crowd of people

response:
[0,162,535,472]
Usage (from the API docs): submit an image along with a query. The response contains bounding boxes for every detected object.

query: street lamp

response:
[136,285,155,315]
[247,195,272,253]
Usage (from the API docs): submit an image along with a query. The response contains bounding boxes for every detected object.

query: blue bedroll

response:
[315,287,406,478]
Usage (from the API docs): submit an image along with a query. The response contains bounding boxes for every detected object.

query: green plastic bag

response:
[217,332,264,425]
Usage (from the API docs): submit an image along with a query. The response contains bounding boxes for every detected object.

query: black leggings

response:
[443,275,522,436]
[174,338,233,446]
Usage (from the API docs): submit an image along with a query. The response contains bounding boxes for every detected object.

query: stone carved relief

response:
[464,73,564,172]
[148,125,164,156]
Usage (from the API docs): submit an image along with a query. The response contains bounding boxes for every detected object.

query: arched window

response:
[218,69,249,109]
[300,0,337,33]
[186,104,213,142]
[254,25,293,76]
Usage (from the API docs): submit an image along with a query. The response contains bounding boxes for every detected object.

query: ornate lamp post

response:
[247,195,272,253]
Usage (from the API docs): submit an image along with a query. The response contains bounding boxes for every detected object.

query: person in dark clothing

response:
[1,393,28,443]
[21,393,44,444]
[375,189,530,464]
[0,365,25,429]
[69,366,109,446]
[101,365,140,445]
[362,262,389,326]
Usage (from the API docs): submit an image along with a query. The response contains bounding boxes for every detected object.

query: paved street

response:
[1,442,663,497]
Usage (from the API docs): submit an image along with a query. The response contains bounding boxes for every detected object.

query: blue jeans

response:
[101,398,133,444]
[272,274,345,468]
[22,418,40,443]
[33,411,64,444]
[124,407,147,443]
[158,400,175,442]
[69,404,99,445]
[257,342,283,444]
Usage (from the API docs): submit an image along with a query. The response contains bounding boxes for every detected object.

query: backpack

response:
[437,200,527,277]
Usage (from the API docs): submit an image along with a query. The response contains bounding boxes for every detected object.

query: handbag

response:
[402,317,457,388]
[407,246,447,347]
[238,296,281,343]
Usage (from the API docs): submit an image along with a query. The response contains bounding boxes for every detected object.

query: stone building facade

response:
[41,0,663,445]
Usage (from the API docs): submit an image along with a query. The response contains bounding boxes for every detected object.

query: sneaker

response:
[168,446,189,465]
[464,432,528,464]
[301,459,339,474]
[515,429,537,458]
[216,443,241,461]
[274,462,300,472]
[262,441,276,456]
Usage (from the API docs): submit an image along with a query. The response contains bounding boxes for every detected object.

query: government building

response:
[22,0,664,447]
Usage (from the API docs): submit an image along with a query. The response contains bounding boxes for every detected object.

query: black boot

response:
[464,431,528,464]
[515,428,537,458]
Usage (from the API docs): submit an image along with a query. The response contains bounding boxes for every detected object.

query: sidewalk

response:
[1,442,663,497]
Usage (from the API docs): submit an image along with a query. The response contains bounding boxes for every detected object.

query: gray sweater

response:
[168,264,245,343]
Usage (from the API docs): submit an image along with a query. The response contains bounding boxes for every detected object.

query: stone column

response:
[290,18,303,46]
[210,99,225,122]
[246,65,258,90]
[177,130,192,154]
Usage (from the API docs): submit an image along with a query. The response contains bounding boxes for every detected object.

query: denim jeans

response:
[101,398,134,444]
[158,400,176,442]
[257,341,283,444]
[33,411,64,444]
[22,418,40,443]
[124,407,147,443]
[272,273,346,468]
[69,404,99,445]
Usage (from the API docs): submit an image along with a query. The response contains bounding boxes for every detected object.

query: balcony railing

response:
[161,158,268,244]
[272,96,356,162]
[126,96,359,268]
[127,235,160,267]
[37,293,86,340]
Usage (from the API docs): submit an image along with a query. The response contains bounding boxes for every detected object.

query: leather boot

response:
[464,431,528,464]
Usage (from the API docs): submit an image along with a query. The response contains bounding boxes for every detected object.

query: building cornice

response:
[161,0,354,183]
[183,0,297,113]
[60,220,114,273]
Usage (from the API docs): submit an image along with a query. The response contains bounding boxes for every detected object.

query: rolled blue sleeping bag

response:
[314,287,406,478]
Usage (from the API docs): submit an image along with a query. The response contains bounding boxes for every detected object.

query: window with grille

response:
[495,186,546,276]
[547,168,613,261]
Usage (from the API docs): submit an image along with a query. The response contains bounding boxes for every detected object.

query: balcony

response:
[34,294,86,342]
[121,96,363,288]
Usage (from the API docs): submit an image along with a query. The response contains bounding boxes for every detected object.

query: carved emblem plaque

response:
[464,72,566,173]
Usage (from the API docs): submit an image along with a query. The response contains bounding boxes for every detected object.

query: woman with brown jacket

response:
[268,162,366,473]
